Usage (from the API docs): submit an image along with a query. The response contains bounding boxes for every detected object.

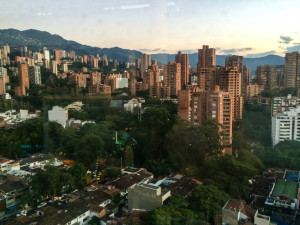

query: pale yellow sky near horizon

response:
[1,0,300,57]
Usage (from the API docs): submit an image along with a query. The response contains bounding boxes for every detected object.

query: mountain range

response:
[0,29,285,75]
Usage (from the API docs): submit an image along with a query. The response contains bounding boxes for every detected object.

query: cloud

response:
[279,35,293,44]
[221,49,237,54]
[167,2,176,6]
[218,47,253,54]
[246,50,277,58]
[120,4,150,10]
[37,12,52,16]
[239,48,253,51]
[138,48,167,53]
[176,49,198,54]
[286,44,300,52]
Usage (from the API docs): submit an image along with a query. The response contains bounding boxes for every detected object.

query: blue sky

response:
[1,0,300,56]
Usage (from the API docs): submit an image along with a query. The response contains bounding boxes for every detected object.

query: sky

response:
[1,0,300,57]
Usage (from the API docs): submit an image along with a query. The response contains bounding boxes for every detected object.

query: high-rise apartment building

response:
[225,55,250,95]
[198,67,218,90]
[209,86,233,153]
[197,45,216,68]
[43,48,50,61]
[51,61,58,75]
[83,55,88,64]
[256,65,285,93]
[3,44,10,54]
[21,46,28,57]
[163,62,181,96]
[175,51,189,88]
[219,67,243,121]
[141,53,151,79]
[144,65,160,96]
[29,66,41,85]
[69,50,75,59]
[15,62,29,96]
[284,52,300,88]
[225,55,243,69]
[272,105,300,147]
[18,62,29,89]
[272,95,300,116]
[0,67,8,94]
[54,49,65,62]
[178,86,233,154]
[135,59,141,70]
[93,58,98,68]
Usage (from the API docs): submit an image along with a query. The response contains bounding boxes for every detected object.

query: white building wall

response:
[116,78,128,89]
[272,106,300,147]
[48,106,68,128]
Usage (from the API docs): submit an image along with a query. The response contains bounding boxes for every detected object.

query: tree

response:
[103,166,121,179]
[188,185,229,223]
[68,163,87,188]
[124,145,134,167]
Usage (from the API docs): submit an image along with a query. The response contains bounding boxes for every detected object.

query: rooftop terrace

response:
[272,179,298,199]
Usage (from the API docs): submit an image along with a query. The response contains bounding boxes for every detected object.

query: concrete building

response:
[197,67,218,90]
[197,45,216,68]
[140,53,151,78]
[272,95,300,116]
[54,49,65,62]
[219,67,243,121]
[124,98,142,112]
[178,86,233,153]
[265,177,299,224]
[284,52,300,88]
[69,50,75,59]
[43,48,50,61]
[105,74,128,91]
[48,106,68,128]
[68,72,87,89]
[144,65,160,96]
[222,199,257,225]
[175,51,189,88]
[256,65,285,92]
[272,104,300,146]
[20,46,27,57]
[18,62,29,89]
[62,63,68,72]
[51,60,58,75]
[163,62,181,96]
[29,66,41,85]
[245,84,261,98]
[0,67,8,94]
[15,62,29,96]
[225,55,250,94]
[128,183,170,212]
[254,211,271,225]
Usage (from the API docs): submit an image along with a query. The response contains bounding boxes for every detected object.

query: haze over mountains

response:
[0,29,285,75]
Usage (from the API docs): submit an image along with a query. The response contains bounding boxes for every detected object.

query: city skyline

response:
[1,0,300,57]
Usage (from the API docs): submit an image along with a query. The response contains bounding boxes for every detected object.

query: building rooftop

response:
[19,153,52,166]
[272,179,298,199]
[284,170,300,182]
[163,177,202,198]
[107,170,153,191]
[223,199,256,220]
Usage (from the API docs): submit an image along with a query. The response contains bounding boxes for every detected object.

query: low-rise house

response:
[19,153,61,171]
[128,183,170,212]
[106,169,153,196]
[0,175,29,218]
[123,98,142,113]
[159,175,202,198]
[222,199,256,225]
